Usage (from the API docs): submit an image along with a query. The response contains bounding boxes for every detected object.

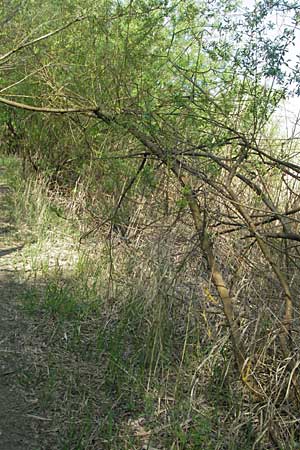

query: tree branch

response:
[0,95,94,114]
[0,16,87,63]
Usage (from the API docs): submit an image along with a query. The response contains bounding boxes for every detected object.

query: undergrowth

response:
[2,156,298,449]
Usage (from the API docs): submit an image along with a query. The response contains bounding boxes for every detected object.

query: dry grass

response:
[2,155,300,449]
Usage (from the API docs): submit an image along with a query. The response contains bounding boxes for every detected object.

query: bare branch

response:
[245,232,300,242]
[0,95,94,114]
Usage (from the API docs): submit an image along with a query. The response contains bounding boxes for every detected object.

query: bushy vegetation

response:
[1,1,300,448]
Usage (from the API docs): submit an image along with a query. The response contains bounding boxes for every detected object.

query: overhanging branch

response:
[0,96,95,114]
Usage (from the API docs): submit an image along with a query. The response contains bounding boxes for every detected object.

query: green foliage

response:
[2,0,287,190]
[1,2,300,449]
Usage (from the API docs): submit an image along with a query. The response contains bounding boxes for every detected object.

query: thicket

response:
[1,0,300,448]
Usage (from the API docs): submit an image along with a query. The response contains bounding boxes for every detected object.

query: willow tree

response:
[1,0,300,436]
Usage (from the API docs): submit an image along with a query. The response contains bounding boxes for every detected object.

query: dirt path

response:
[0,182,38,450]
